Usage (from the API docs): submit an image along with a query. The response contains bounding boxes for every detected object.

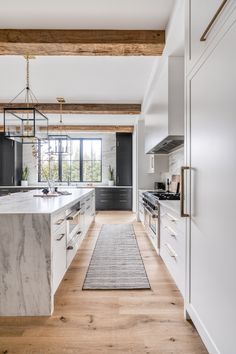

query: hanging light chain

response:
[60,101,63,124]
[26,56,30,107]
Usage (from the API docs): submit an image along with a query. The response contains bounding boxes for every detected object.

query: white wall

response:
[137,119,168,190]
[23,132,116,185]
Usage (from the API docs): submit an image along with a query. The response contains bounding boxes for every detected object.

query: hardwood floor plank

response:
[0,211,207,354]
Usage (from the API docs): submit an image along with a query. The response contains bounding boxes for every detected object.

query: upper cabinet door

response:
[186,0,233,74]
[116,133,132,186]
[186,6,236,353]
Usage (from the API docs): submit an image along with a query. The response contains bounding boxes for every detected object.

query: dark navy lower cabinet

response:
[95,188,132,210]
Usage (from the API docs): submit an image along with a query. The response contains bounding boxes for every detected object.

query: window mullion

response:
[58,139,62,182]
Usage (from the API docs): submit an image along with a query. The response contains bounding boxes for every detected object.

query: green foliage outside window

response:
[38,139,102,182]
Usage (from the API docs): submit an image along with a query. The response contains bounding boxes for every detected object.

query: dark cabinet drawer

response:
[95,188,132,210]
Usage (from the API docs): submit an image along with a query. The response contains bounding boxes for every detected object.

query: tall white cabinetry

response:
[185,1,236,353]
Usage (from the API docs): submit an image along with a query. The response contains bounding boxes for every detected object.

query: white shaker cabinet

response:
[185,0,234,74]
[52,214,67,293]
[160,205,185,296]
[185,4,236,354]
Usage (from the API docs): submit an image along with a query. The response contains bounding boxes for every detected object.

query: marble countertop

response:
[0,185,132,189]
[0,188,94,214]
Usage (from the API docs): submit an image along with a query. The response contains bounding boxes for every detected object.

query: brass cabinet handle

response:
[66,208,81,220]
[181,166,190,217]
[55,218,64,225]
[56,233,65,241]
[200,0,229,41]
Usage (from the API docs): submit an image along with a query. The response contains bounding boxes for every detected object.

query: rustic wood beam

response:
[0,29,165,56]
[0,125,134,133]
[0,103,141,115]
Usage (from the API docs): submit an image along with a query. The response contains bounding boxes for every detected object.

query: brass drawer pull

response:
[200,0,229,41]
[66,209,81,220]
[55,218,64,225]
[56,233,65,241]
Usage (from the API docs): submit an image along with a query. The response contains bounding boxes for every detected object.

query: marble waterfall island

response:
[0,188,95,316]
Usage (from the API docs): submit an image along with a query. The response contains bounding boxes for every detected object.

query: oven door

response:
[143,203,159,247]
[149,212,158,236]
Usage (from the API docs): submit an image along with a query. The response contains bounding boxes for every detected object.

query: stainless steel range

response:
[142,191,180,251]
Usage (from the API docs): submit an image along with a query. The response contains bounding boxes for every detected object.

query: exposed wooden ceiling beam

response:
[0,125,134,133]
[0,29,165,56]
[47,125,134,132]
[0,103,141,115]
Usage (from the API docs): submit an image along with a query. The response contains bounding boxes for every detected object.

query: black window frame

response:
[38,138,102,183]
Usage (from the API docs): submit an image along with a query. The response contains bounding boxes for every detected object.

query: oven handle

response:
[144,205,158,219]
[66,208,81,221]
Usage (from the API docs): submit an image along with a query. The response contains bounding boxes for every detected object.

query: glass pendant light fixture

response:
[48,97,70,154]
[3,55,48,144]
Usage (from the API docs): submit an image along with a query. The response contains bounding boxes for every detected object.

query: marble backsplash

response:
[169,146,184,176]
[159,146,184,186]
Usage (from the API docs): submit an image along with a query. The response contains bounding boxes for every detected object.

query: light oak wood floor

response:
[0,211,208,354]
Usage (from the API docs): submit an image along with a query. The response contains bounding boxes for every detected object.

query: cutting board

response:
[170,175,180,193]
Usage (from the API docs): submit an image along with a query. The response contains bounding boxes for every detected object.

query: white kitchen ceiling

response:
[0,56,158,103]
[0,0,175,124]
[0,0,174,30]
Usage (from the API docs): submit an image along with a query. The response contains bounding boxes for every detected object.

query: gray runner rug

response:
[83,224,151,290]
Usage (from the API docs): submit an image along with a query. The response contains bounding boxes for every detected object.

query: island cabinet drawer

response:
[52,228,67,293]
[66,233,82,268]
[52,211,66,232]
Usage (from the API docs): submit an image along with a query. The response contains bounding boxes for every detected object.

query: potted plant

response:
[108,165,115,186]
[21,166,29,186]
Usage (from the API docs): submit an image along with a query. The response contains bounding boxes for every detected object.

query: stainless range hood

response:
[145,57,184,155]
[148,135,184,154]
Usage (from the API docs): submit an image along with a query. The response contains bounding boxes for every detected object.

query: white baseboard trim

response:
[186,304,220,354]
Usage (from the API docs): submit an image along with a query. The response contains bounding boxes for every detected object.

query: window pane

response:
[83,160,101,182]
[83,139,101,161]
[71,161,80,181]
[71,140,80,160]
[40,160,49,181]
[40,160,59,181]
[38,138,101,183]
[83,160,93,181]
[49,160,59,181]
[92,161,102,181]
[62,160,70,181]
[82,139,102,182]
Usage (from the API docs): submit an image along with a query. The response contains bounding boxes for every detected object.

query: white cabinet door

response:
[186,9,236,353]
[52,226,66,293]
[186,0,232,74]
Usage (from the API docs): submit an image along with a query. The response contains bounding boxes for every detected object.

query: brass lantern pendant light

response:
[3,56,48,143]
[48,97,70,154]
